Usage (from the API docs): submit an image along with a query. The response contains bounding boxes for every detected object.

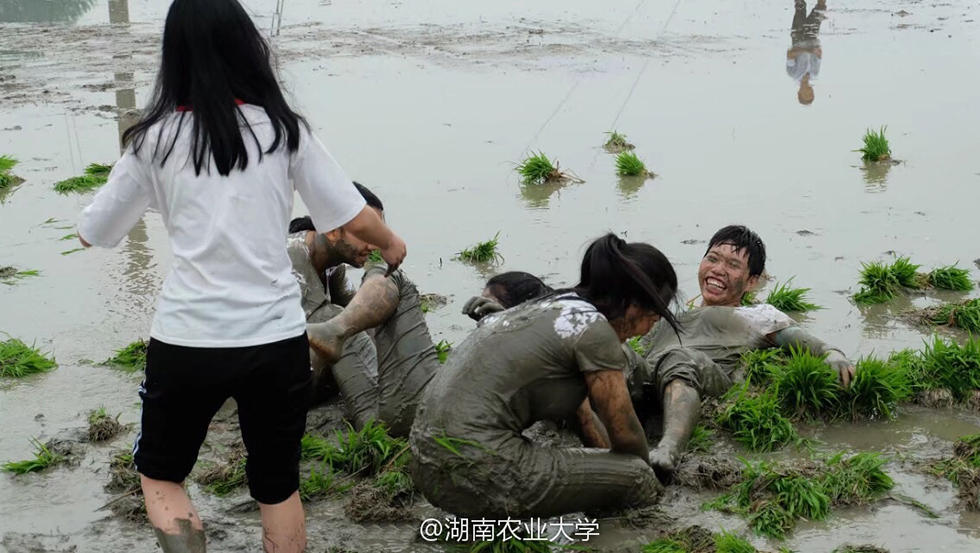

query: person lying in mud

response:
[461,270,553,321]
[635,225,854,476]
[787,0,827,105]
[290,185,438,437]
[410,234,680,518]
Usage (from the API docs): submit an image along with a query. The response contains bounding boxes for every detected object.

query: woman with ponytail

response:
[409,233,679,517]
[77,1,406,551]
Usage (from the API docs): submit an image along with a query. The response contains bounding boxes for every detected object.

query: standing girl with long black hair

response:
[77,1,405,551]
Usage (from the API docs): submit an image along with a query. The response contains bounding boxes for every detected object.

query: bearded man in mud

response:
[787,0,827,105]
[636,224,854,476]
[289,184,438,437]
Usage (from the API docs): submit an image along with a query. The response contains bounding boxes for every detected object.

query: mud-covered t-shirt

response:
[412,292,626,456]
[639,304,794,373]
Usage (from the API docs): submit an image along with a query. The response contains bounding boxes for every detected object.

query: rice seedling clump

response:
[0,267,40,285]
[0,337,57,378]
[740,348,786,386]
[889,257,925,289]
[603,130,635,152]
[853,261,901,305]
[301,420,407,477]
[842,357,911,420]
[104,450,145,521]
[929,434,980,510]
[615,151,650,177]
[0,155,24,191]
[435,340,452,363]
[105,339,147,372]
[713,530,757,553]
[913,336,980,402]
[196,448,248,496]
[53,163,112,194]
[740,290,758,306]
[929,298,980,334]
[457,233,502,264]
[627,336,646,356]
[716,384,799,452]
[2,438,65,474]
[470,538,555,553]
[88,407,125,442]
[517,152,567,185]
[856,126,891,162]
[928,264,974,291]
[773,348,841,420]
[686,425,714,454]
[820,452,894,505]
[641,526,715,553]
[765,280,821,313]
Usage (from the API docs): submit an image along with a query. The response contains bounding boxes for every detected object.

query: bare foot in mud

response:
[307,320,346,365]
[649,443,682,481]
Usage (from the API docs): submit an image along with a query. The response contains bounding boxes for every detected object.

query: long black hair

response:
[123,0,304,176]
[486,271,553,308]
[573,233,680,334]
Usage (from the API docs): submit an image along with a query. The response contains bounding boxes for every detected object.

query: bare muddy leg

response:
[649,380,700,479]
[142,476,206,553]
[259,491,307,553]
[307,274,399,362]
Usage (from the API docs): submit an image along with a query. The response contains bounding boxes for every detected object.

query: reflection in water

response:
[861,160,892,191]
[786,0,827,105]
[519,181,568,209]
[110,0,137,153]
[0,0,97,23]
[617,175,647,200]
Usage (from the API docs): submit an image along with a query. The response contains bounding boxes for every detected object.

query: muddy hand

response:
[826,351,854,388]
[307,320,347,365]
[462,295,505,321]
[380,234,407,276]
[649,442,682,482]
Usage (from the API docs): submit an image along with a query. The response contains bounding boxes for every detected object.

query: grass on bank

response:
[0,336,57,378]
[2,438,65,474]
[53,162,112,194]
[615,151,651,177]
[105,340,147,372]
[765,280,821,313]
[928,264,974,291]
[856,127,891,162]
[603,130,634,152]
[457,233,502,264]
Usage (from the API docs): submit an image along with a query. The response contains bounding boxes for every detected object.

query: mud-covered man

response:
[289,183,438,437]
[636,224,854,475]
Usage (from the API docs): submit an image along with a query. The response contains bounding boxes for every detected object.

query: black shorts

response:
[133,333,312,504]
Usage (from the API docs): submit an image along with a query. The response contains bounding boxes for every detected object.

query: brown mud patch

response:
[87,413,125,442]
[915,388,957,409]
[833,546,890,553]
[102,450,145,522]
[344,481,414,522]
[672,455,743,491]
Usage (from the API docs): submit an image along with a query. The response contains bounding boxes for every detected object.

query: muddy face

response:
[323,227,376,268]
[698,244,759,307]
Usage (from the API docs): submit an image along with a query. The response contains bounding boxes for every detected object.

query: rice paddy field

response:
[1,0,979,552]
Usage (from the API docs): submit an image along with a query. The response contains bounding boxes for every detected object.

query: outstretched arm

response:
[584,370,649,462]
[769,326,855,386]
[571,399,611,449]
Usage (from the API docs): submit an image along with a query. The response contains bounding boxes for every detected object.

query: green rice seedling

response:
[88,407,125,442]
[615,151,649,177]
[931,298,980,334]
[0,268,40,285]
[85,163,112,177]
[929,434,980,510]
[367,249,383,263]
[887,348,926,389]
[0,155,22,192]
[740,348,786,386]
[917,335,980,402]
[716,384,800,452]
[105,340,147,372]
[821,452,894,505]
[741,290,758,306]
[0,155,17,173]
[856,127,891,162]
[2,438,65,474]
[843,357,911,420]
[60,247,85,255]
[852,261,901,305]
[928,264,974,291]
[713,530,756,553]
[641,539,687,553]
[889,257,924,289]
[470,539,555,553]
[301,420,407,476]
[435,340,452,364]
[198,453,248,496]
[300,463,353,500]
[517,152,568,185]
[774,347,841,420]
[603,130,634,152]
[686,425,713,454]
[627,336,645,356]
[0,337,57,378]
[53,162,112,194]
[766,280,821,313]
[457,233,502,264]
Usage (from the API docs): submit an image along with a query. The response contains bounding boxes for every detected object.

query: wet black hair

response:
[485,271,553,309]
[573,233,680,333]
[288,181,382,233]
[123,0,305,176]
[705,225,766,277]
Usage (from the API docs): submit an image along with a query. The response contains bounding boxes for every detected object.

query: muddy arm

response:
[769,326,854,386]
[570,399,611,449]
[584,370,648,462]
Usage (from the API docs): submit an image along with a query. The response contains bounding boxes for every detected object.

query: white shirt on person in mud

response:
[78,104,366,348]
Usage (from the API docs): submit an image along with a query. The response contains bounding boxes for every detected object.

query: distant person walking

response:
[787,0,827,105]
[77,1,406,551]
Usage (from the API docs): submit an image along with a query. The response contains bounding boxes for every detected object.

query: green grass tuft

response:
[716,384,799,452]
[853,261,901,305]
[642,539,687,553]
[843,357,911,420]
[856,127,891,162]
[740,348,786,386]
[300,462,354,500]
[890,257,923,289]
[931,298,980,334]
[821,452,894,505]
[0,155,17,173]
[765,279,821,313]
[457,233,502,264]
[106,340,147,373]
[774,348,841,420]
[517,152,564,185]
[0,267,41,284]
[686,425,714,454]
[2,438,65,474]
[913,336,980,402]
[714,530,756,553]
[435,340,452,364]
[627,336,646,356]
[615,151,648,177]
[198,455,248,496]
[603,131,634,151]
[53,176,105,194]
[87,407,125,441]
[0,337,57,378]
[301,420,407,477]
[0,155,21,191]
[367,249,383,263]
[928,264,974,291]
[741,290,758,306]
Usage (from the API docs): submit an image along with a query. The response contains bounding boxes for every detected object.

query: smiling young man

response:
[632,225,854,476]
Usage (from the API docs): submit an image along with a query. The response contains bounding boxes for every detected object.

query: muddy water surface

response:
[2,0,980,551]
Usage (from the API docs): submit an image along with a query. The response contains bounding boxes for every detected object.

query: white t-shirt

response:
[786,51,821,81]
[79,104,366,347]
